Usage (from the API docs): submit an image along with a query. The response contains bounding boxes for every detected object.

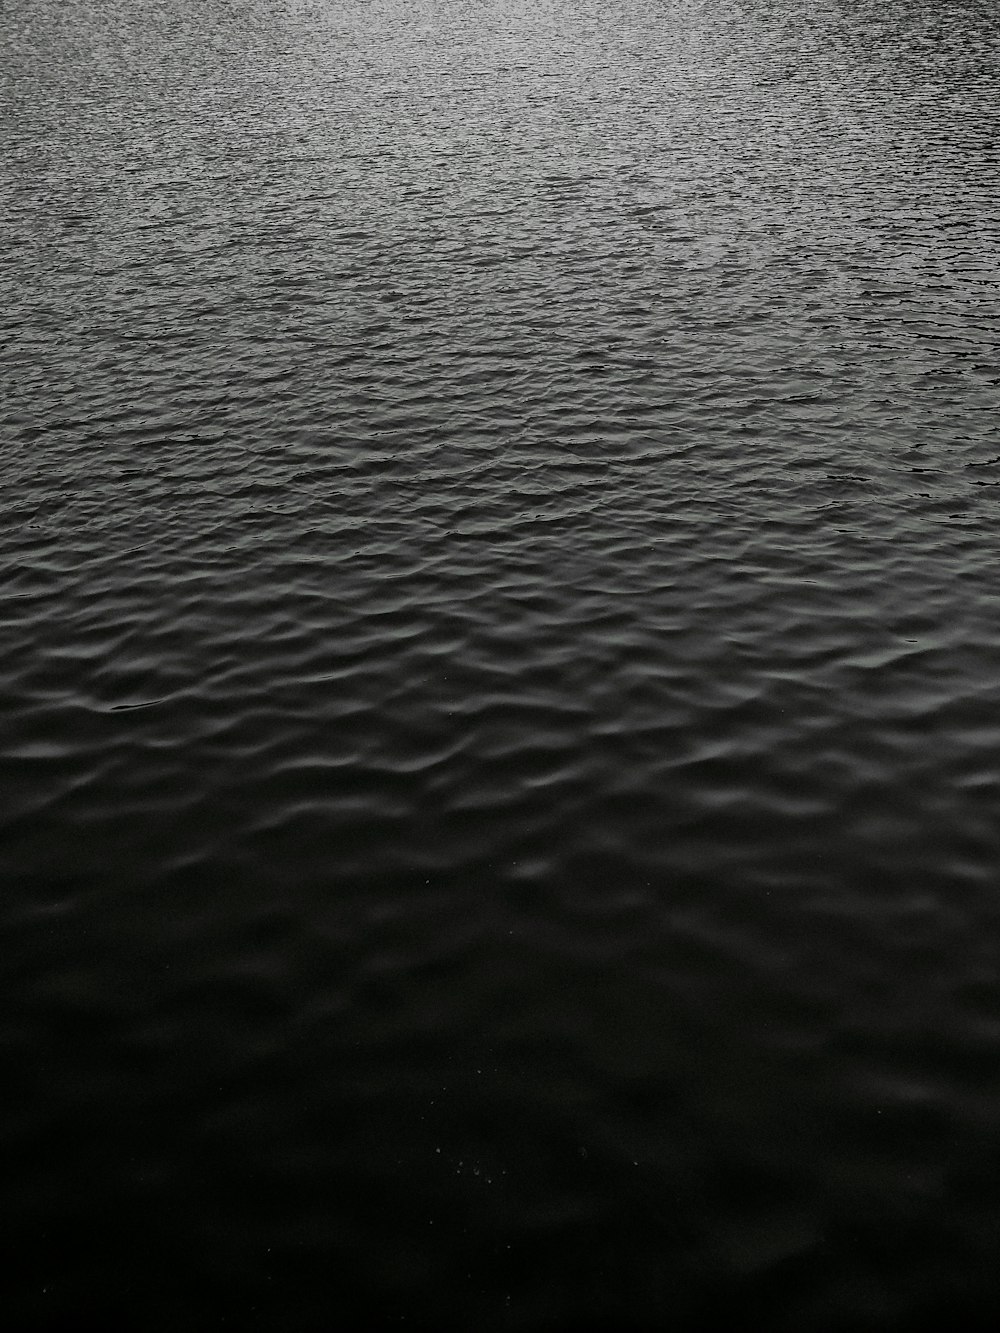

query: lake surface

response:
[3,0,1000,1327]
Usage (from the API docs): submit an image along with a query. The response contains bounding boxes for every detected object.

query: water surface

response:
[3,0,1000,1327]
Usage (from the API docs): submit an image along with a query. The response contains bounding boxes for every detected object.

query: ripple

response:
[4,0,1000,1328]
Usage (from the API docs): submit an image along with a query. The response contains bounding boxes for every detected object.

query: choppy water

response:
[3,0,1000,1327]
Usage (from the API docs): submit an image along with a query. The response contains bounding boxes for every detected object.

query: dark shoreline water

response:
[3,0,1000,1327]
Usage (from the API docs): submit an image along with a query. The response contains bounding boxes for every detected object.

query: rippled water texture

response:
[3,0,1000,1327]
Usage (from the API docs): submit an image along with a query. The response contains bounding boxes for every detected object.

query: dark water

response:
[3,0,1000,1326]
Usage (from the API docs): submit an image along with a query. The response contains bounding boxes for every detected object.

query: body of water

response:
[3,0,1000,1327]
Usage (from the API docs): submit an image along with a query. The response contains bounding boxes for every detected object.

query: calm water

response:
[3,0,1000,1327]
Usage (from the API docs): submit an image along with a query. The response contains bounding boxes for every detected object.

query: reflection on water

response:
[3,0,1000,1327]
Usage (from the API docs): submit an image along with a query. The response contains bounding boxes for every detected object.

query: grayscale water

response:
[3,0,1000,1327]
